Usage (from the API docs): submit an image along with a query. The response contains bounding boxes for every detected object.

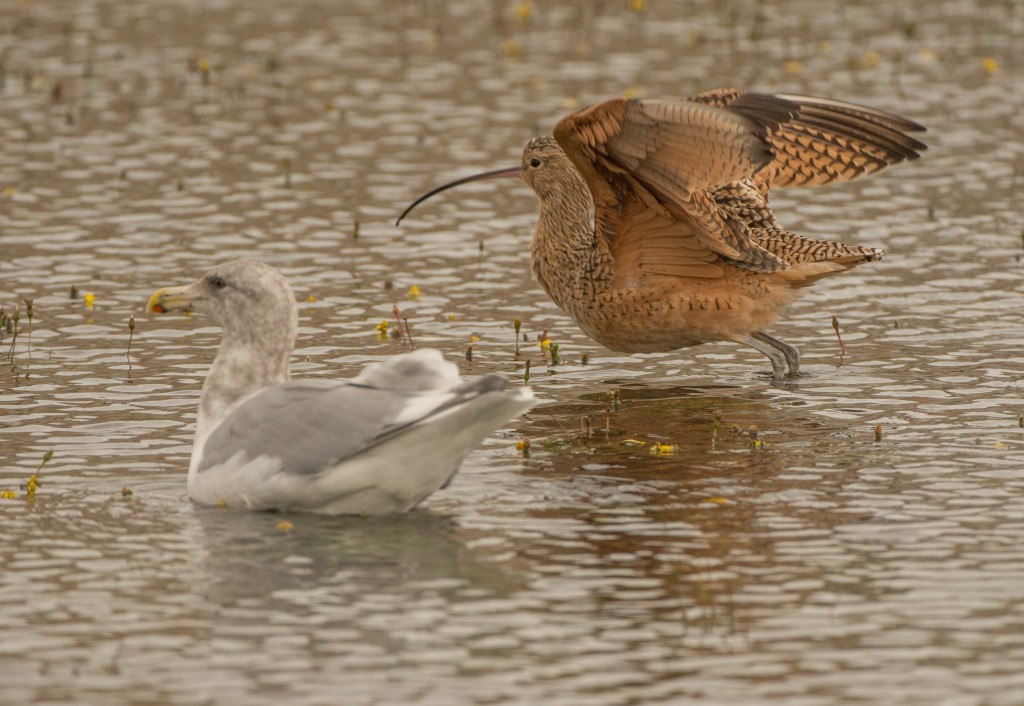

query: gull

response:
[147,260,536,514]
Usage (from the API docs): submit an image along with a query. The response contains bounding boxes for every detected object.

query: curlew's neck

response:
[530,172,610,310]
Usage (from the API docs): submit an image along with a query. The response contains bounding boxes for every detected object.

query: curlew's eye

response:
[208,275,228,290]
[529,157,542,168]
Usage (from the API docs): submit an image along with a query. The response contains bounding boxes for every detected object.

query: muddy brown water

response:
[2,1,1024,704]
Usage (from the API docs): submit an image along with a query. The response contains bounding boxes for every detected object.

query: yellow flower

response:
[447,313,457,321]
[374,320,388,332]
[196,57,211,73]
[306,295,317,303]
[515,0,533,23]
[501,39,522,59]
[629,0,647,12]
[218,499,228,508]
[84,292,95,308]
[649,442,676,456]
[622,85,646,99]
[983,57,998,75]
[539,338,551,351]
[784,59,804,75]
[468,334,481,343]
[277,520,294,532]
[859,51,882,69]
[1,490,16,499]
[407,284,421,299]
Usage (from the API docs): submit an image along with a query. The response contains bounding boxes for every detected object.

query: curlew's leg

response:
[751,331,801,377]
[744,334,787,380]
[744,332,801,379]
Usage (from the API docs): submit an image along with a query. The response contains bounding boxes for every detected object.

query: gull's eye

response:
[208,275,228,290]
[529,157,542,168]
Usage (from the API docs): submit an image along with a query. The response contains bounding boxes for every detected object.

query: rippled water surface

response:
[3,1,1024,704]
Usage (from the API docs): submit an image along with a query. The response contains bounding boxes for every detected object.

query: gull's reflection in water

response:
[189,507,522,607]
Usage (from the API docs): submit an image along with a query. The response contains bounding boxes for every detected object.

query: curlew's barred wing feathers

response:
[553,90,925,272]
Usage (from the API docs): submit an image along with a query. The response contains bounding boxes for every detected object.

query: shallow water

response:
[3,1,1024,704]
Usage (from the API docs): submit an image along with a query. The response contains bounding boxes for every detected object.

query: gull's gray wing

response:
[198,375,508,475]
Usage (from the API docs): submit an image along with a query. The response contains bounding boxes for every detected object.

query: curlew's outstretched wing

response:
[553,91,925,274]
[554,96,793,272]
[689,88,926,189]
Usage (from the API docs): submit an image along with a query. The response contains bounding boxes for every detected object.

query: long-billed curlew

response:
[398,89,926,380]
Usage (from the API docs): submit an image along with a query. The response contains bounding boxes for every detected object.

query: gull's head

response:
[147,260,298,344]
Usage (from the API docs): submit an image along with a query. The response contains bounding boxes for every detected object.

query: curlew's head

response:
[396,135,581,226]
[518,135,580,201]
[395,135,577,225]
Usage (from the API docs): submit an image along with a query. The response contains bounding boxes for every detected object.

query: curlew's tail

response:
[763,230,884,287]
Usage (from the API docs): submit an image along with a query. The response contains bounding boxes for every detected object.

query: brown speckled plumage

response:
[400,89,926,379]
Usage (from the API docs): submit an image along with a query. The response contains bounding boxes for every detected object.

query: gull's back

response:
[189,350,536,514]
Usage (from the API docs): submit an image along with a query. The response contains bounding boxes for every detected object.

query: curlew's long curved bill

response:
[395,166,522,226]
